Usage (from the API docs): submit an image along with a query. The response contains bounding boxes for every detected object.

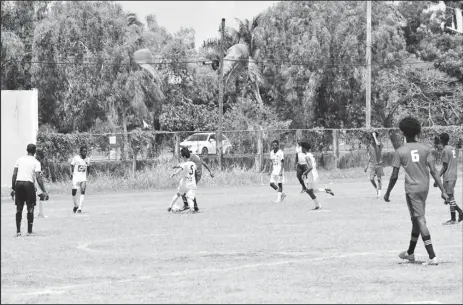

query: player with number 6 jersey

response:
[384,116,448,266]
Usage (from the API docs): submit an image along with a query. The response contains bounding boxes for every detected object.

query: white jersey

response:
[270,149,284,175]
[295,145,307,165]
[178,161,197,191]
[71,155,90,182]
[15,155,41,183]
[305,152,318,181]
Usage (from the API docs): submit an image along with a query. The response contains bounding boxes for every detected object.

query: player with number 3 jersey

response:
[168,149,197,213]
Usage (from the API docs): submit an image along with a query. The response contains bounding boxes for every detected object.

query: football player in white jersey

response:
[269,140,286,203]
[301,142,334,210]
[70,146,91,214]
[295,137,309,193]
[168,148,198,213]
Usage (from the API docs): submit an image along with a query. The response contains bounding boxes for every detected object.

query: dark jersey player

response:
[384,117,448,266]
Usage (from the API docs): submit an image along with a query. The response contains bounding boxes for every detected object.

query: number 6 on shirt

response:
[411,150,420,162]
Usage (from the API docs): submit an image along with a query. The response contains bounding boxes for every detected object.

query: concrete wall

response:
[1,90,39,187]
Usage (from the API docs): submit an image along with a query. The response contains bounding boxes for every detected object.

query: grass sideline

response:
[2,163,457,197]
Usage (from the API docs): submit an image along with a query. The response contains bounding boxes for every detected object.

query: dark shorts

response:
[406,191,429,218]
[369,165,384,180]
[297,164,309,177]
[443,180,456,195]
[195,172,202,184]
[14,181,36,208]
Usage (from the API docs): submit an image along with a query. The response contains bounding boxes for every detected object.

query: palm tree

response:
[203,14,265,106]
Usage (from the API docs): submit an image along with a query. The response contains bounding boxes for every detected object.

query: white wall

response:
[1,90,39,187]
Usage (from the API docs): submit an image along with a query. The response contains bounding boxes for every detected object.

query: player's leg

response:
[399,215,419,261]
[306,188,321,210]
[376,166,384,197]
[269,175,279,202]
[77,181,86,213]
[15,183,26,236]
[278,176,286,202]
[168,192,181,212]
[186,190,197,213]
[411,193,437,264]
[296,165,306,193]
[443,181,461,224]
[72,179,79,213]
[193,173,201,211]
[369,167,378,193]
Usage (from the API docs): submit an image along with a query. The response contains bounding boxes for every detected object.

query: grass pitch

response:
[1,178,462,304]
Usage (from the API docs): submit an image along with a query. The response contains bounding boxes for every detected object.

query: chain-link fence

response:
[36,126,463,181]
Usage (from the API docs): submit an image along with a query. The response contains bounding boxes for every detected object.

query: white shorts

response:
[177,186,196,200]
[270,174,284,184]
[304,172,318,190]
[72,180,86,189]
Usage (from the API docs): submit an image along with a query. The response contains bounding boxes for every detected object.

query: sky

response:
[119,1,278,49]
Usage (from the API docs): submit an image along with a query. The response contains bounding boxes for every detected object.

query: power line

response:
[2,58,436,69]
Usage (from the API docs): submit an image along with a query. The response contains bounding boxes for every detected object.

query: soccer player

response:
[295,138,309,193]
[300,142,334,210]
[269,140,286,203]
[435,133,462,225]
[384,116,448,265]
[168,148,197,213]
[70,146,90,214]
[181,148,214,212]
[364,131,384,197]
[11,144,49,236]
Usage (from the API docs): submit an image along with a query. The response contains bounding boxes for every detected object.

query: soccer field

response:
[1,179,462,304]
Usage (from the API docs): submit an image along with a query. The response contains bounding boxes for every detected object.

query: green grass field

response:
[1,176,462,304]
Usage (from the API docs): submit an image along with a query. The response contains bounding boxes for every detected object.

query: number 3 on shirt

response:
[411,150,420,162]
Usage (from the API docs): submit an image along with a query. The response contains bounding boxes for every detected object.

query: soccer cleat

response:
[167,207,172,212]
[77,209,82,214]
[37,214,47,218]
[27,232,36,237]
[325,189,334,196]
[459,214,463,223]
[422,257,438,266]
[194,206,199,212]
[442,219,457,225]
[73,207,78,214]
[15,232,21,237]
[179,205,190,212]
[398,250,415,262]
[300,189,306,194]
[281,193,287,202]
[311,206,322,210]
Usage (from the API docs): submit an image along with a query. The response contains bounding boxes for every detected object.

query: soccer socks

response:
[370,179,377,190]
[72,195,78,207]
[313,198,321,209]
[422,235,436,259]
[407,233,419,255]
[27,211,34,234]
[449,200,456,221]
[277,192,282,201]
[39,200,44,215]
[15,212,22,233]
[170,194,179,208]
[78,195,85,210]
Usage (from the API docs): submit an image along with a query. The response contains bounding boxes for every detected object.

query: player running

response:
[70,146,91,214]
[269,140,286,203]
[384,116,448,266]
[180,148,214,212]
[435,133,462,225]
[168,148,198,213]
[300,142,334,210]
[295,137,309,193]
[364,131,384,197]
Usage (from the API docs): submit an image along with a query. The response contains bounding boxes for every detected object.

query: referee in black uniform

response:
[11,144,49,236]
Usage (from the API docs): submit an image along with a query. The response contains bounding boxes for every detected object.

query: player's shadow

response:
[398,260,455,266]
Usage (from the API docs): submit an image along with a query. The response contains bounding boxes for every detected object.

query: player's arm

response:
[202,161,214,177]
[372,132,379,146]
[364,147,370,172]
[70,157,75,179]
[428,159,448,202]
[35,172,48,198]
[438,150,449,179]
[11,167,18,191]
[302,156,313,177]
[171,167,182,177]
[295,151,299,166]
[279,158,284,176]
[384,150,402,202]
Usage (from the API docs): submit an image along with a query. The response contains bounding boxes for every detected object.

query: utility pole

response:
[217,18,225,169]
[366,1,372,128]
